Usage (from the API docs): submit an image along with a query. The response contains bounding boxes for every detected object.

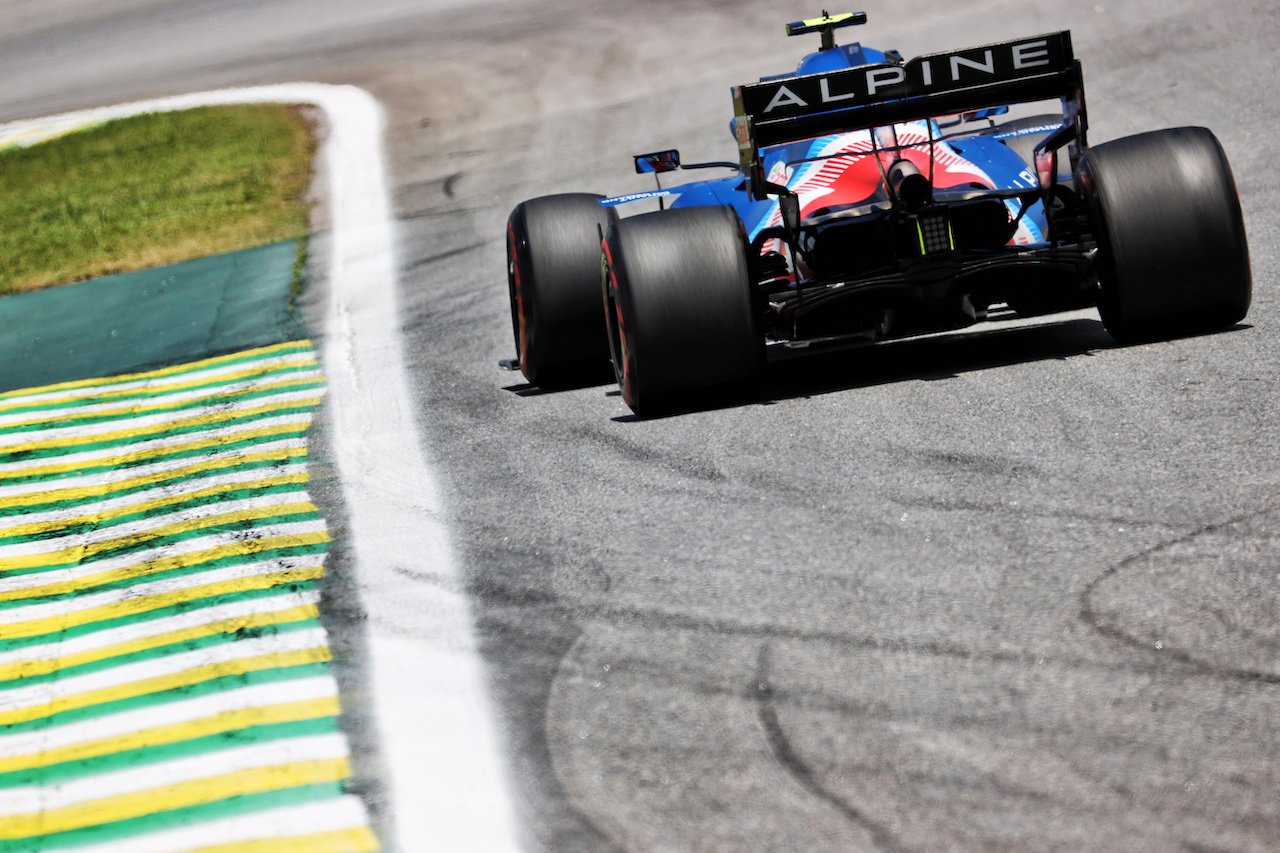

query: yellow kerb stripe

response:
[0,500,320,572]
[0,472,311,540]
[0,603,320,681]
[0,758,351,839]
[0,646,332,727]
[0,357,318,416]
[0,423,312,483]
[0,341,313,404]
[0,397,323,456]
[0,695,340,775]
[0,564,325,640]
[171,828,379,853]
[0,530,331,602]
[0,376,324,433]
[0,446,307,509]
[0,560,325,635]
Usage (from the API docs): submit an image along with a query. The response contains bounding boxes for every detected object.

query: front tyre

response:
[1078,127,1251,343]
[602,205,762,416]
[507,193,617,388]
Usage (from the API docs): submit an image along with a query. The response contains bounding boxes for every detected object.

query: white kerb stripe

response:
[1,463,310,527]
[0,352,319,410]
[0,628,330,714]
[0,518,328,595]
[0,389,324,449]
[0,414,316,476]
[0,676,339,759]
[0,555,323,626]
[0,438,310,501]
[0,369,322,429]
[0,734,350,816]
[0,589,321,667]
[0,491,318,559]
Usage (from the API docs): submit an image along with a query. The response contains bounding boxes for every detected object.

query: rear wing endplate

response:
[732,31,1085,199]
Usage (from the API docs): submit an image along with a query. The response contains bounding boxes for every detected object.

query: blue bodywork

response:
[610,39,1056,251]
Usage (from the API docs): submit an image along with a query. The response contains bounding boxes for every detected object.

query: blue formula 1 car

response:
[504,12,1251,416]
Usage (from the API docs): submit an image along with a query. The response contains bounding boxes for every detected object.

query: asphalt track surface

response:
[2,1,1278,850]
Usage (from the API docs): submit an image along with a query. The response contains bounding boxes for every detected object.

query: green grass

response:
[0,105,314,295]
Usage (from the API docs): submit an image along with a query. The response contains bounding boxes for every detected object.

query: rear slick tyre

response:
[1077,127,1251,343]
[507,193,617,388]
[602,205,762,417]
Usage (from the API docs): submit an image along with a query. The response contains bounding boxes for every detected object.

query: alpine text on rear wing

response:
[732,31,1085,198]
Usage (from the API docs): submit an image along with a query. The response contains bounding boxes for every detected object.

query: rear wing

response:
[732,31,1086,199]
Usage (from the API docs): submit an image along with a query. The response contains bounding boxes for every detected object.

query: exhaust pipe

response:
[888,159,931,209]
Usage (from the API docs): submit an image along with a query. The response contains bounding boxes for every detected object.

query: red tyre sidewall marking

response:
[601,239,635,408]
[507,222,530,376]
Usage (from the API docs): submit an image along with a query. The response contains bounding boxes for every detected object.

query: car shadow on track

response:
[499,315,1250,420]
[607,316,1250,421]
[761,315,1120,400]
[502,363,616,396]
[599,316,1111,421]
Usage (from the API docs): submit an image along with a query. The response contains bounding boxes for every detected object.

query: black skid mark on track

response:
[1080,503,1280,685]
[443,171,463,198]
[883,486,1170,532]
[565,422,726,483]
[469,570,1199,682]
[753,645,906,852]
[401,241,487,274]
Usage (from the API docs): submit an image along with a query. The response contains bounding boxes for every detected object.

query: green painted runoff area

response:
[0,240,303,393]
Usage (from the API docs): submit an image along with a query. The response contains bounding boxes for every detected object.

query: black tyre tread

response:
[1078,126,1251,343]
[603,205,762,415]
[507,193,616,387]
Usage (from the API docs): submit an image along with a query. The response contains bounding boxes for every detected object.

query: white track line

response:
[0,84,520,853]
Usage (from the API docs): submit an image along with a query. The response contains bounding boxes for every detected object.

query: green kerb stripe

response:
[0,541,329,608]
[0,715,341,789]
[0,456,306,518]
[0,507,322,571]
[0,339,378,850]
[0,781,348,852]
[0,342,316,404]
[0,362,320,419]
[0,428,312,485]
[0,617,321,690]
[0,582,319,654]
[0,482,313,545]
[0,662,332,734]
[0,404,319,464]
[0,377,325,435]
